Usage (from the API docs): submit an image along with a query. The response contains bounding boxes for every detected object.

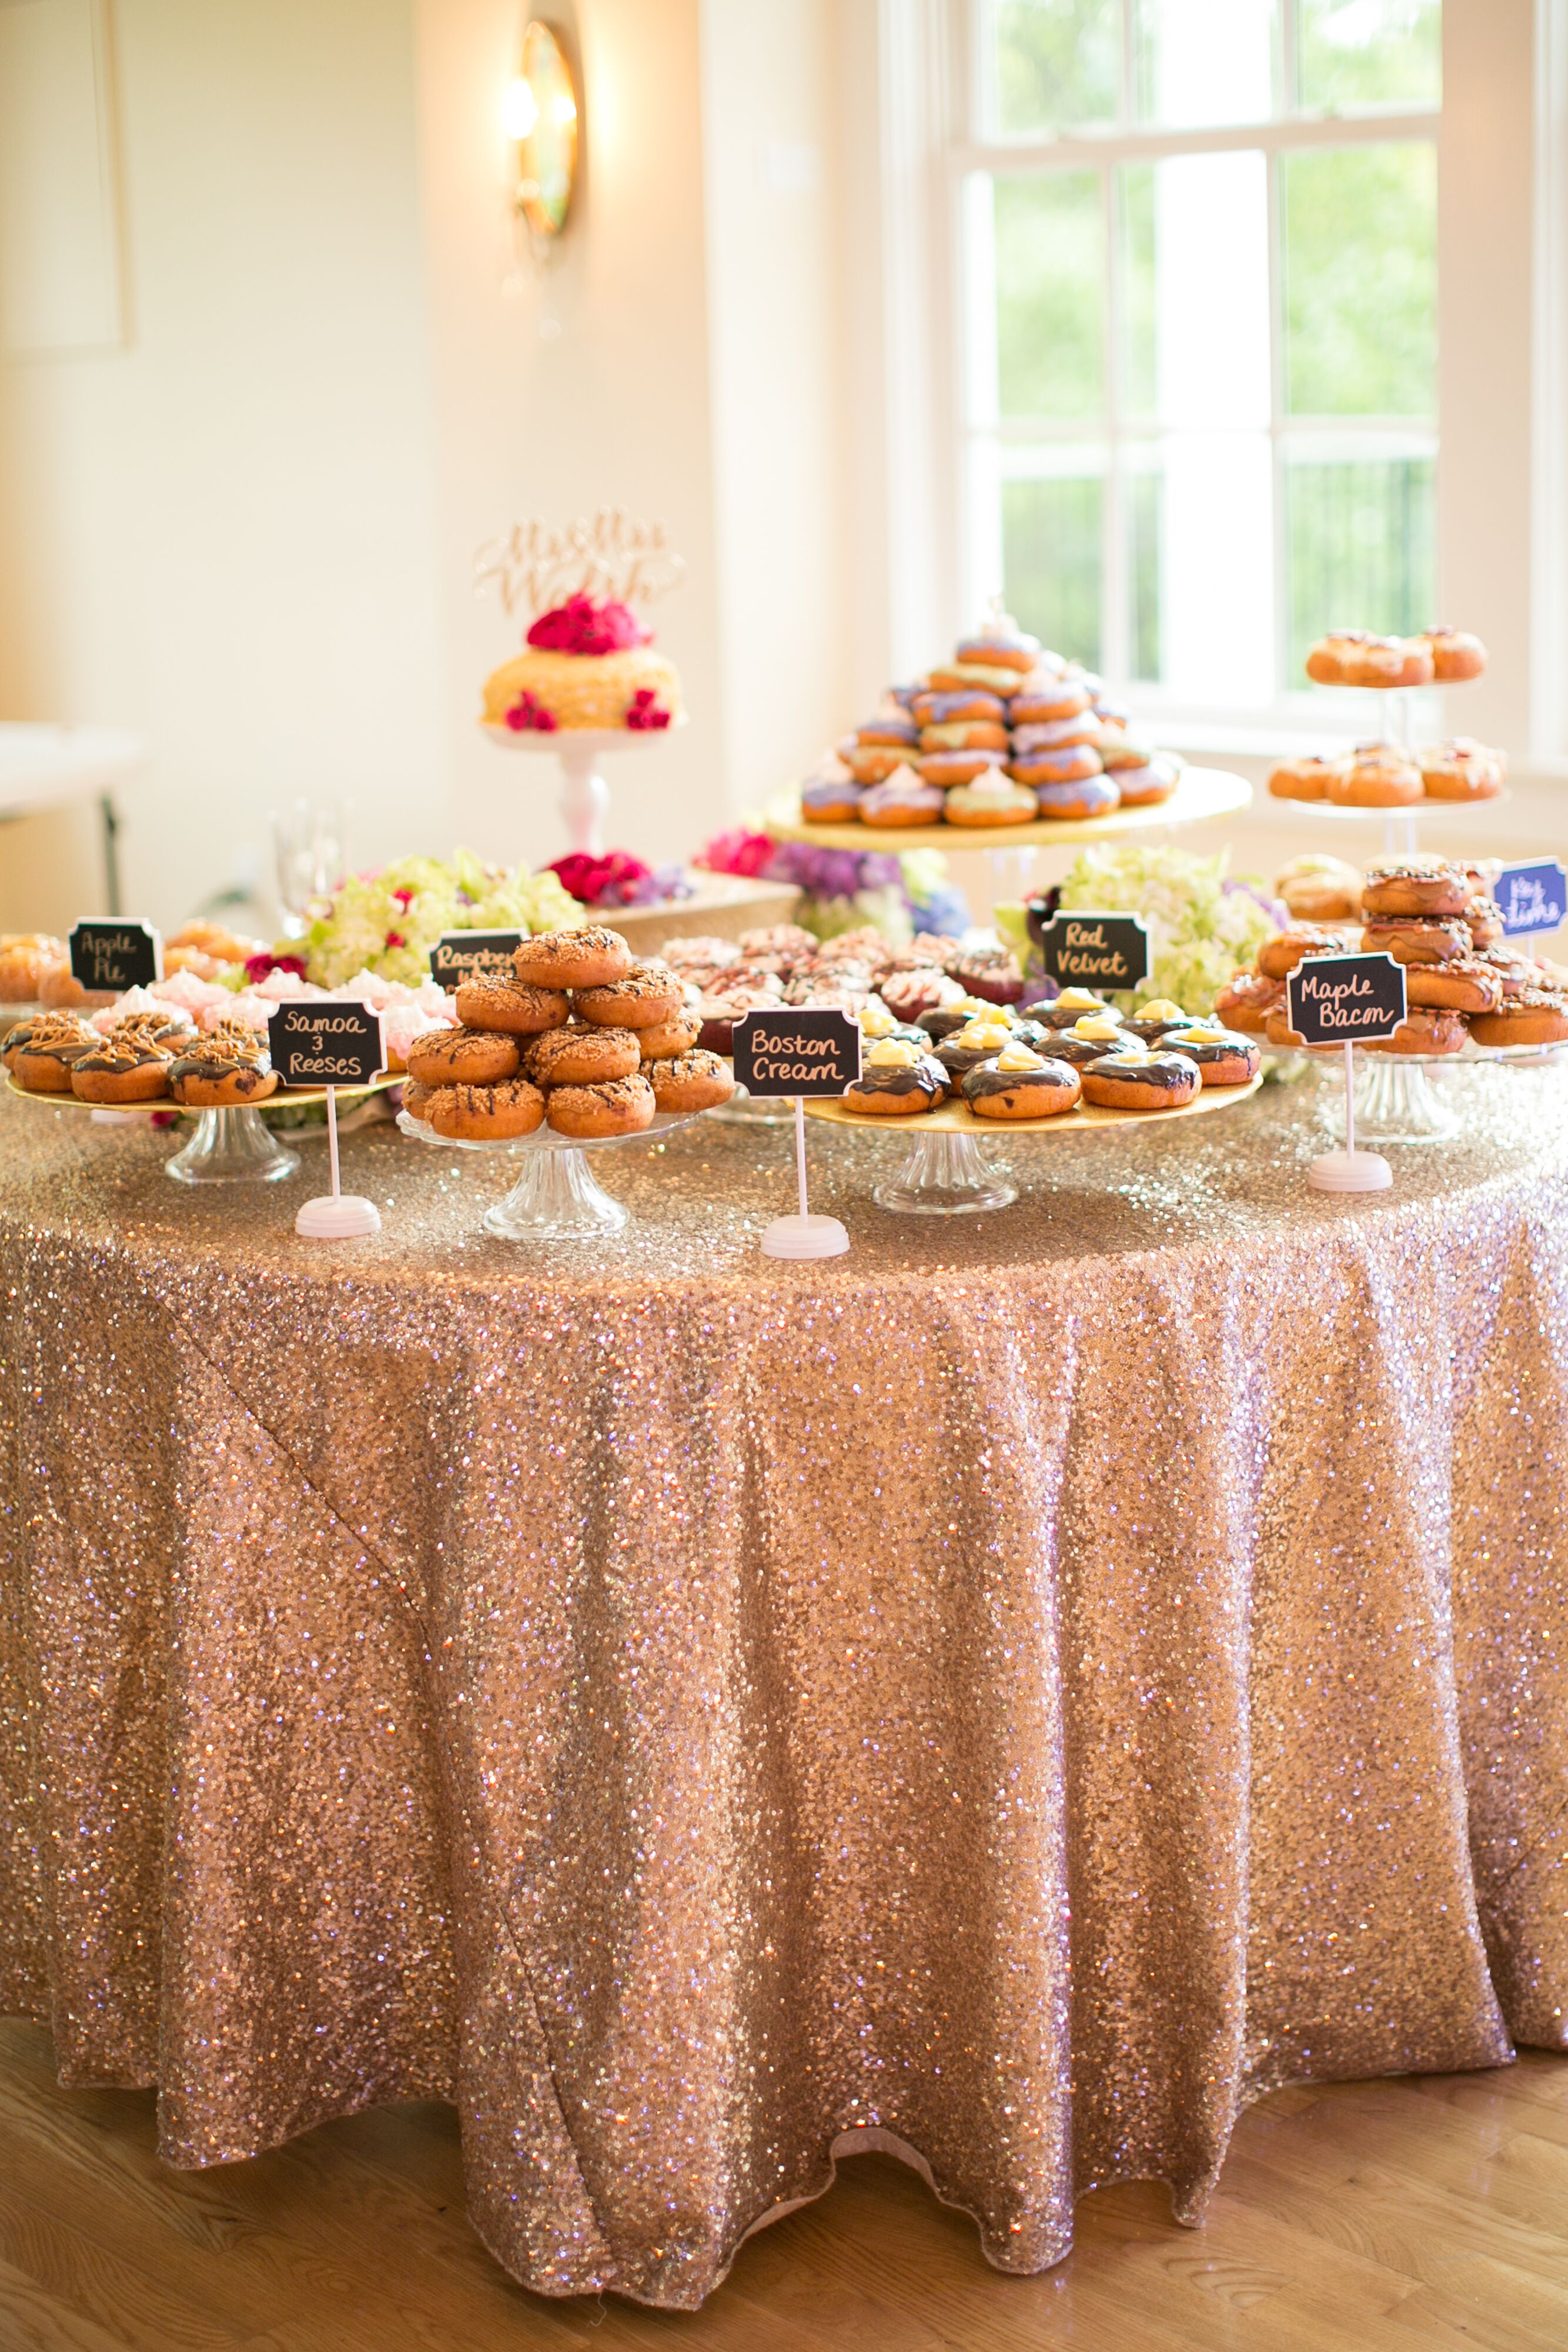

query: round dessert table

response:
[2,1063,1566,2311]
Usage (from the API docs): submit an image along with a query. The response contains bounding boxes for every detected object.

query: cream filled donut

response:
[961,1041,1081,1118]
[860,771,948,825]
[840,1035,948,1114]
[918,747,1009,788]
[943,775,1038,826]
[910,689,1006,729]
[1079,1047,1201,1111]
[1032,770,1121,819]
[801,776,865,821]
[1010,714,1100,754]
[1008,743,1104,788]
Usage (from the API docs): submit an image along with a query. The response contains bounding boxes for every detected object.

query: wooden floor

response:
[1,2021,1566,2351]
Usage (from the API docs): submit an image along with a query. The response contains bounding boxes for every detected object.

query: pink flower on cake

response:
[625,688,671,731]
[504,689,559,732]
[526,593,651,656]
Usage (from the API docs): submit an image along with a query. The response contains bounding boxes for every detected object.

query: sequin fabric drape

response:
[2,1071,1564,2308]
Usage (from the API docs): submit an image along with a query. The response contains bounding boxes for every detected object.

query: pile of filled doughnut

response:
[1304,627,1486,689]
[1217,855,1568,1055]
[658,921,1024,1050]
[798,619,1182,829]
[834,984,1259,1121]
[401,926,735,1141]
[1269,737,1506,806]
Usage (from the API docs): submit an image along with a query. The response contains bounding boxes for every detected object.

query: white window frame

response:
[852,0,1560,767]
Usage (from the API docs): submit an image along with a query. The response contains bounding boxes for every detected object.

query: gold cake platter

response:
[763,764,1251,854]
[805,1071,1262,1138]
[5,1073,399,1114]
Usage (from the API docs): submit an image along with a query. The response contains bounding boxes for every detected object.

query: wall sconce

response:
[504,21,578,240]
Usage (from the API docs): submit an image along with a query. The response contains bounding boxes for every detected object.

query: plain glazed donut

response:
[404,1026,521,1086]
[511,926,634,991]
[454,973,571,1035]
[1305,633,1433,689]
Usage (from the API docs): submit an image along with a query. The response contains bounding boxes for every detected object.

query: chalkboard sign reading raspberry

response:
[1035,911,1151,992]
[732,1008,862,1098]
[68,919,162,993]
[430,930,526,988]
[267,1000,386,1088]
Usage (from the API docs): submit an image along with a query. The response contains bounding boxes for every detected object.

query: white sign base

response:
[295,1192,382,1237]
[1308,1147,1393,1194]
[760,1211,850,1258]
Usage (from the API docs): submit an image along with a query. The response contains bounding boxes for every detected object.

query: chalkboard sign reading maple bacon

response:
[731,1008,861,1097]
[1287,951,1407,1047]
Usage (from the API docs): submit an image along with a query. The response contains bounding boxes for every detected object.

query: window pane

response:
[1134,0,1277,128]
[992,0,1119,136]
[1298,0,1441,113]
[1283,143,1436,415]
[1002,463,1104,669]
[1121,152,1271,429]
[1126,446,1162,681]
[995,173,1104,421]
[1286,453,1435,681]
[1157,432,1275,703]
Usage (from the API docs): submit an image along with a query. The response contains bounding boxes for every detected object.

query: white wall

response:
[0,0,446,934]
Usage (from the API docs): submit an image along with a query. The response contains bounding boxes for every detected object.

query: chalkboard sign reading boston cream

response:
[69,918,162,993]
[429,929,526,989]
[1288,951,1406,1197]
[731,1009,858,1261]
[1495,858,1568,940]
[731,1007,862,1099]
[1286,951,1407,1048]
[267,1000,387,1088]
[1034,911,1151,993]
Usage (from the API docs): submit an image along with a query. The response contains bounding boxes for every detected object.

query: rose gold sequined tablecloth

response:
[2,1071,1566,2308]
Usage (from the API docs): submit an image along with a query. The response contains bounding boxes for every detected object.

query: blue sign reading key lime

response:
[1495,859,1568,938]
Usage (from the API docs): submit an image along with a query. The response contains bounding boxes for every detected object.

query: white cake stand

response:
[482,719,688,858]
[398,1104,703,1241]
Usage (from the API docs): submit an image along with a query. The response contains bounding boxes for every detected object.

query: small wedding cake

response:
[479,510,684,735]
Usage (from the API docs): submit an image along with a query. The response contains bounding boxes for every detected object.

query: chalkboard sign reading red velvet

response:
[267,1000,386,1088]
[1287,952,1407,1047]
[69,918,161,993]
[732,1008,861,1097]
[1035,910,1151,991]
[429,930,526,988]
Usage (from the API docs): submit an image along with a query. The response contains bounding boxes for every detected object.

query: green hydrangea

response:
[302,850,584,988]
[998,846,1283,1016]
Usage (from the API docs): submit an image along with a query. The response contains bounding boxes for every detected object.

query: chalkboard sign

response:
[731,1008,862,1097]
[429,930,525,988]
[69,918,161,992]
[1495,859,1567,939]
[266,1000,386,1088]
[1287,951,1407,1047]
[1034,910,1151,991]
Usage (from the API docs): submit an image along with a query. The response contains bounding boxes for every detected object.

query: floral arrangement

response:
[544,850,693,910]
[299,850,584,988]
[995,845,1284,1014]
[696,827,972,945]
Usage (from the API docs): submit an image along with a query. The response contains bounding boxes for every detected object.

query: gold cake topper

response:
[475,509,686,619]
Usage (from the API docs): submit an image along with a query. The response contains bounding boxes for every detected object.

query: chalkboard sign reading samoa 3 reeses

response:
[266,1000,386,1089]
[430,930,526,989]
[731,1007,862,1098]
[1286,951,1407,1048]
[1495,859,1568,940]
[1034,910,1151,993]
[69,918,162,993]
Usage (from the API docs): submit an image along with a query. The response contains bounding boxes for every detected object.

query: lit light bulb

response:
[502,75,539,139]
[551,92,577,126]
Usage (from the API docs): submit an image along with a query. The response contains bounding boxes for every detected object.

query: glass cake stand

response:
[1318,1037,1568,1147]
[806,1079,1262,1215]
[4,1075,397,1185]
[398,1105,701,1241]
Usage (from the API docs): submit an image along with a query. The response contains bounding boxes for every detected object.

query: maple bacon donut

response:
[512,926,633,991]
[1469,991,1568,1048]
[574,961,685,1029]
[1360,916,1473,965]
[454,973,570,1035]
[1258,924,1355,981]
[545,1073,657,1137]
[1403,960,1504,1015]
[1213,973,1286,1033]
[524,1024,641,1085]
[404,1026,520,1086]
[1367,1007,1468,1056]
[1360,858,1472,919]
[428,1077,546,1140]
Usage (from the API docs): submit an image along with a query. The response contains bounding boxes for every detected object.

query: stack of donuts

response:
[1272,624,1503,806]
[837,984,1259,1122]
[401,925,735,1142]
[1215,856,1568,1055]
[2,1006,283,1105]
[657,922,1028,1052]
[800,621,1183,830]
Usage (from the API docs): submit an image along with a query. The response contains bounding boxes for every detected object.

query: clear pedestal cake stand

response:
[806,1080,1262,1215]
[1319,1038,1568,1147]
[4,1075,397,1185]
[482,720,687,858]
[398,1104,702,1241]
